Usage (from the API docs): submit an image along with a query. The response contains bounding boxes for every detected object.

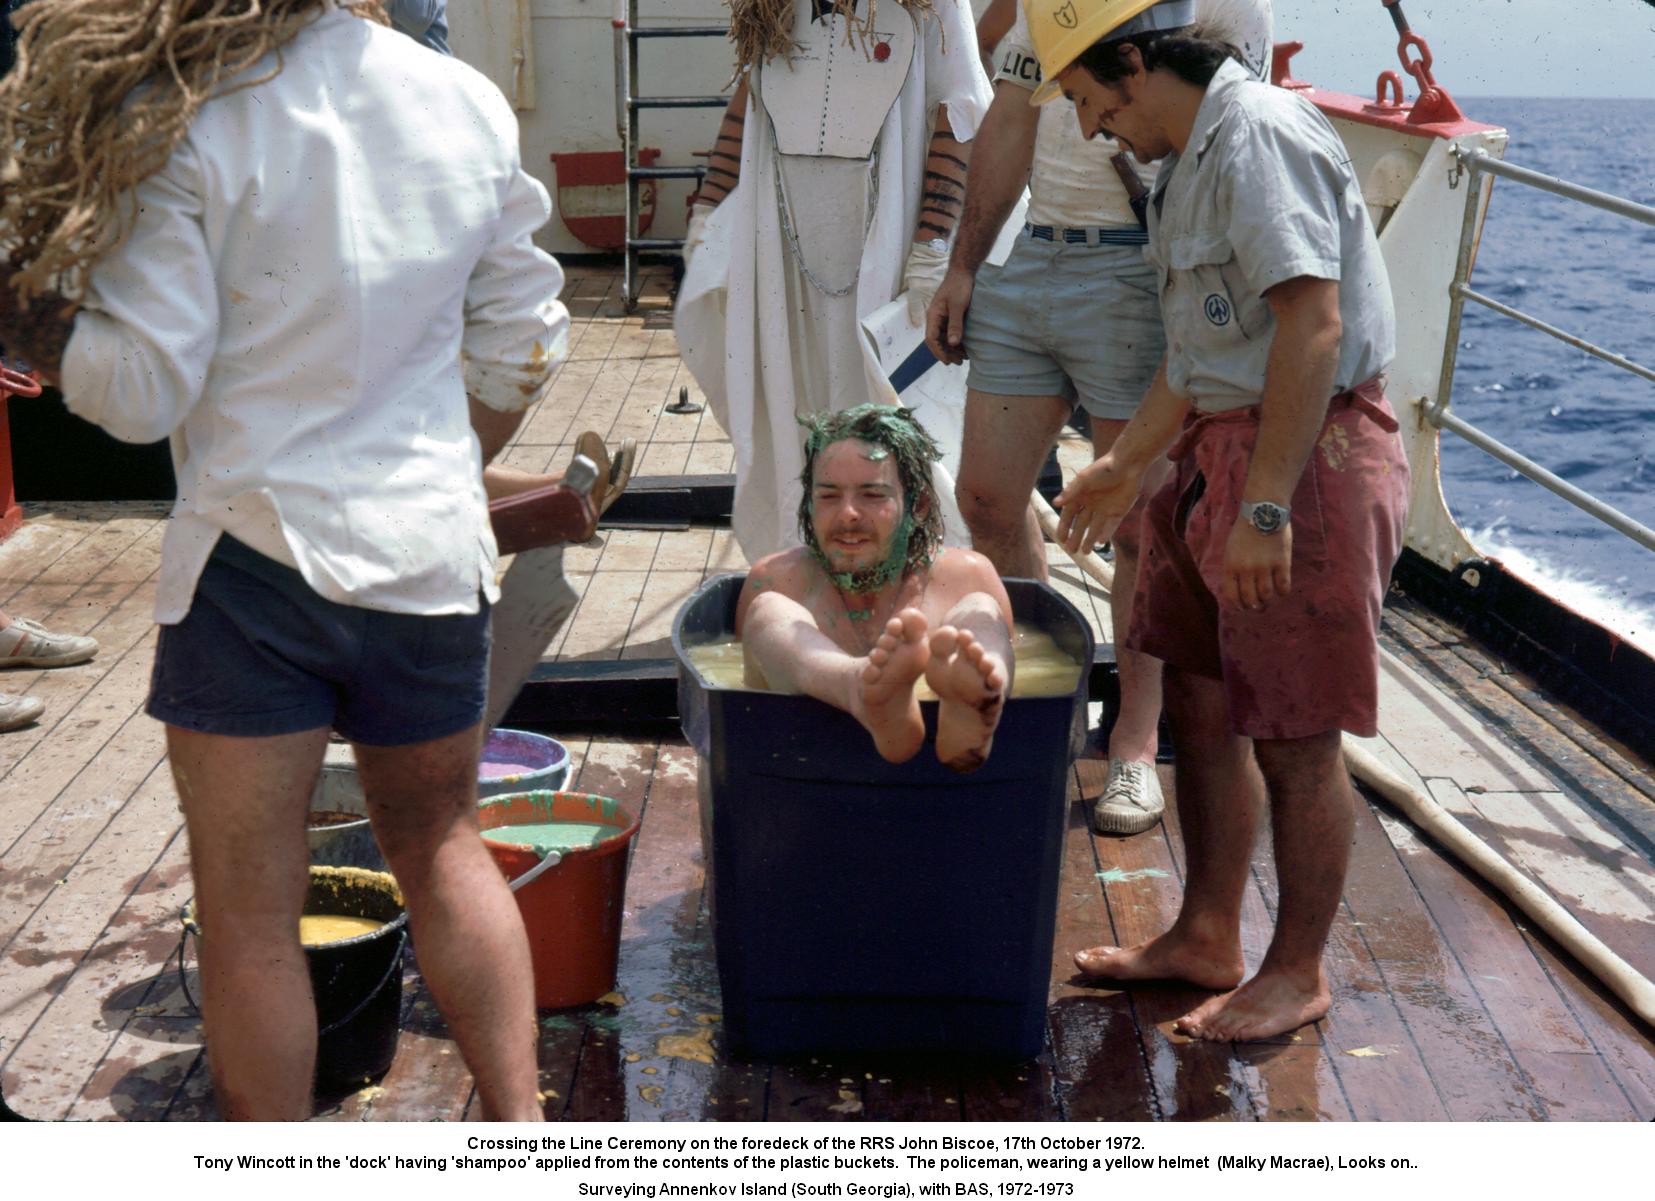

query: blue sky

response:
[1271,0,1655,99]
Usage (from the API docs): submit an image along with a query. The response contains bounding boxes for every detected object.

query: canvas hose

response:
[1342,737,1655,1027]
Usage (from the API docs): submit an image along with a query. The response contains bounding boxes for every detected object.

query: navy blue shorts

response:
[147,535,490,746]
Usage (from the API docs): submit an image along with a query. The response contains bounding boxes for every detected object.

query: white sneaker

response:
[0,618,99,668]
[1091,758,1165,836]
[0,692,45,731]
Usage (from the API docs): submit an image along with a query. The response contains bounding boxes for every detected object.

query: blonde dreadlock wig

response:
[0,0,388,303]
[728,0,937,73]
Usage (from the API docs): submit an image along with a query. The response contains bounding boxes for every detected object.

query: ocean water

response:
[1438,97,1655,650]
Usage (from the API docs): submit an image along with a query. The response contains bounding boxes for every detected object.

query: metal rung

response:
[629,95,729,110]
[628,166,707,180]
[628,26,728,39]
[627,237,686,251]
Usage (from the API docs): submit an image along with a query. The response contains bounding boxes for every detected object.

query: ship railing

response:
[1432,146,1655,555]
[613,0,731,311]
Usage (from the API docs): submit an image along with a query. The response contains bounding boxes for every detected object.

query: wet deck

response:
[2,265,1652,1121]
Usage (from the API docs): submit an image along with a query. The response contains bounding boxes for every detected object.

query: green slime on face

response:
[809,509,916,600]
[798,404,942,597]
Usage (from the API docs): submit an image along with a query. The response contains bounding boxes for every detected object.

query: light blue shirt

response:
[386,0,449,55]
[1145,59,1395,412]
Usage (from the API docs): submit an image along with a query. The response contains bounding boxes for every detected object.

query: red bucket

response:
[478,791,639,1009]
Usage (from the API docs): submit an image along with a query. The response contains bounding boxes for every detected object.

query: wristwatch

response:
[923,237,949,254]
[1239,500,1291,535]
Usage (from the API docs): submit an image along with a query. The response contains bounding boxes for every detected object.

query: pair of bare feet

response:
[852,608,1007,772]
[1074,933,1331,1043]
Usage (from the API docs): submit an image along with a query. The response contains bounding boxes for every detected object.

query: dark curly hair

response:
[1073,27,1239,90]
[796,403,944,580]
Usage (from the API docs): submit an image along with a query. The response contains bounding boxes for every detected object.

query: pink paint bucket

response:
[477,728,570,800]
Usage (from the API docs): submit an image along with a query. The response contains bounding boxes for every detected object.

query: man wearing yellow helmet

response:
[925,0,1269,841]
[1040,0,1410,1043]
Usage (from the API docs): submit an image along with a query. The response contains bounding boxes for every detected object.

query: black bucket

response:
[180,866,408,1093]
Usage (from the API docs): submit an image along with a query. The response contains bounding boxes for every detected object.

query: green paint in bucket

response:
[477,791,639,1009]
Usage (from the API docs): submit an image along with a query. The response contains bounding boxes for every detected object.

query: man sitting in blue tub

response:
[736,404,1015,772]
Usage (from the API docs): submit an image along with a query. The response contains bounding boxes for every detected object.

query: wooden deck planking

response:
[0,640,169,956]
[513,359,602,450]
[1072,760,1261,1121]
[74,837,208,1122]
[0,524,165,785]
[1368,797,1644,1121]
[607,352,680,448]
[591,740,760,1123]
[0,578,167,853]
[1044,777,1155,1122]
[634,437,692,479]
[1103,762,1351,1122]
[1243,802,1452,1121]
[556,737,664,1122]
[684,441,736,476]
[1338,797,1553,1119]
[7,763,190,1121]
[0,515,102,607]
[558,569,649,662]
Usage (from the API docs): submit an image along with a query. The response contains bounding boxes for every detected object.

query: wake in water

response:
[1465,523,1655,656]
[1441,97,1655,652]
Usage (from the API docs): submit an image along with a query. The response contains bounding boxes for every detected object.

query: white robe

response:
[675,0,991,560]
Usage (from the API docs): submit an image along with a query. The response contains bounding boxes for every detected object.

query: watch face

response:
[1249,502,1287,534]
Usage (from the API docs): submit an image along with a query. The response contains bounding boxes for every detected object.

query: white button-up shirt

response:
[62,6,568,622]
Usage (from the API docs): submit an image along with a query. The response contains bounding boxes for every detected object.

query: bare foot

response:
[925,626,1007,772]
[853,609,929,764]
[1073,930,1245,991]
[1173,967,1330,1042]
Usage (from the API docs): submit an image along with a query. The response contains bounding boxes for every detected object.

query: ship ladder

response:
[612,1,731,312]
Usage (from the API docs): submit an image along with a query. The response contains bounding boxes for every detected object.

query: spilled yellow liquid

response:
[684,622,1082,698]
[298,914,384,946]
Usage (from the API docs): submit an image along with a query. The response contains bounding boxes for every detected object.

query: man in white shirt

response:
[0,1,564,1119]
[926,0,1270,838]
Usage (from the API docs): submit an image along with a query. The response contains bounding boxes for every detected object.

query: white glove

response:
[683,201,716,268]
[903,238,952,325]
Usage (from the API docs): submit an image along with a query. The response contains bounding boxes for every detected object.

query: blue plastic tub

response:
[673,574,1092,1060]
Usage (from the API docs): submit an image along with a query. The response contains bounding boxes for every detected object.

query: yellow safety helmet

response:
[1023,0,1197,105]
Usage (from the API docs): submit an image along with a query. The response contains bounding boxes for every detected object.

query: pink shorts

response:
[1125,381,1410,740]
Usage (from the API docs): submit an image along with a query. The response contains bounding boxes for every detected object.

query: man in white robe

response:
[675,0,993,559]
